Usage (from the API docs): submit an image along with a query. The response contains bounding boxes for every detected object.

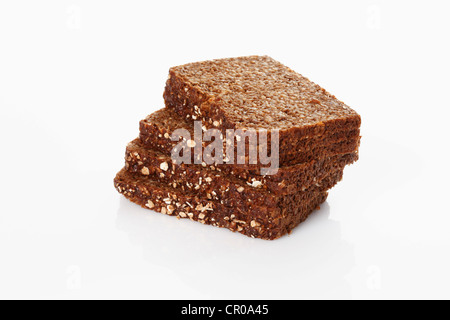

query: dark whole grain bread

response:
[140,108,360,169]
[137,112,359,193]
[115,168,329,240]
[125,138,344,210]
[131,136,357,194]
[163,55,361,153]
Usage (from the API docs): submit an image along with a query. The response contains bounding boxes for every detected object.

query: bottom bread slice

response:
[115,168,328,240]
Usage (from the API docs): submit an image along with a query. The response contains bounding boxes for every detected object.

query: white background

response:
[0,0,449,300]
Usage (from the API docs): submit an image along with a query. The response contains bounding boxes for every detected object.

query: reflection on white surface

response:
[115,198,355,299]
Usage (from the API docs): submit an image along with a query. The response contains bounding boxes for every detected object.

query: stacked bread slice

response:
[114,56,361,240]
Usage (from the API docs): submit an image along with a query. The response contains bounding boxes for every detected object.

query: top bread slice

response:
[164,55,361,140]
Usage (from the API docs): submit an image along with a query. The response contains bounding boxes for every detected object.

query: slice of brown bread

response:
[140,108,360,167]
[115,168,329,240]
[138,109,359,193]
[163,55,361,155]
[125,138,344,210]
